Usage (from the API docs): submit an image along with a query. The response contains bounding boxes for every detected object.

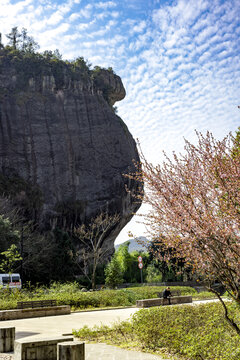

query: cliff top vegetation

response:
[0,27,116,105]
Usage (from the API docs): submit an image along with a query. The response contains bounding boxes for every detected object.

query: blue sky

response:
[0,0,240,244]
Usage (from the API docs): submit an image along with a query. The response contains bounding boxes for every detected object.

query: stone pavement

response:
[85,343,166,359]
[0,345,165,360]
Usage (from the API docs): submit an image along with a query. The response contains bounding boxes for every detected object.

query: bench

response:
[0,305,71,321]
[14,336,74,360]
[136,294,192,308]
[17,299,57,309]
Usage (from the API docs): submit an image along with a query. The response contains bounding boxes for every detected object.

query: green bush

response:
[131,303,240,359]
[0,284,208,311]
[74,302,240,360]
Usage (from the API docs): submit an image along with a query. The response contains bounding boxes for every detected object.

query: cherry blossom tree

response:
[132,131,240,334]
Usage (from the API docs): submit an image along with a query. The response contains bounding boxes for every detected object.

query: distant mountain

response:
[115,236,149,253]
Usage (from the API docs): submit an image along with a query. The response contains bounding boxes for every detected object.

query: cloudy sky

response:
[0,0,239,244]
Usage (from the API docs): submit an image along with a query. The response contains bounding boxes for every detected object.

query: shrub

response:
[0,284,202,310]
[131,303,240,359]
[74,302,240,360]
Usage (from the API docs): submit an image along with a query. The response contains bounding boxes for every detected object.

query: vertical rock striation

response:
[0,52,141,251]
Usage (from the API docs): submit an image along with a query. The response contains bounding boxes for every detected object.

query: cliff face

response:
[0,51,141,251]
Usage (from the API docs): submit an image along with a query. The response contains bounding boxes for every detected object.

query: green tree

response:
[20,28,39,53]
[115,242,131,274]
[42,49,62,60]
[73,56,91,73]
[145,263,162,283]
[105,254,123,288]
[0,33,3,49]
[6,27,21,49]
[0,244,22,274]
[0,215,20,253]
[147,239,188,282]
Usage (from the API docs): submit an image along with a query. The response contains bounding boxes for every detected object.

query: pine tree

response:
[6,27,21,49]
[0,33,3,49]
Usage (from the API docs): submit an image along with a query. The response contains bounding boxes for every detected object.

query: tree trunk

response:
[91,258,97,290]
[209,287,240,336]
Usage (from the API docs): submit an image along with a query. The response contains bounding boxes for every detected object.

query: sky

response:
[0,0,239,244]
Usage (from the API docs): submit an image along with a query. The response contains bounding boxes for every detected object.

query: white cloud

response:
[0,0,239,244]
[129,20,146,35]
[95,1,116,9]
[76,20,96,31]
[69,13,80,22]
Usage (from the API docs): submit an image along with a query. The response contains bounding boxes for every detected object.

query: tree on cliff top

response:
[5,27,39,53]
[6,27,21,50]
[74,212,120,289]
[132,131,240,335]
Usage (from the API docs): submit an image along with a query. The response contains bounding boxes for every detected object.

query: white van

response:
[0,273,22,289]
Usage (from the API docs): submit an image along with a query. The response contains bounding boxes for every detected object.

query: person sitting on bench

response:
[163,287,172,305]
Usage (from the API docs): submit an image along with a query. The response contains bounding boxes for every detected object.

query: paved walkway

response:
[0,346,164,360]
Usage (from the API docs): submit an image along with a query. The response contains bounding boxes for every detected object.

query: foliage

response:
[0,284,198,310]
[132,131,240,334]
[112,244,150,283]
[73,302,240,360]
[72,56,91,74]
[0,28,117,109]
[115,242,132,274]
[193,291,217,301]
[6,27,39,53]
[115,239,189,284]
[0,244,22,274]
[105,254,123,288]
[22,228,75,284]
[0,215,20,253]
[6,27,21,50]
[42,49,62,60]
[145,263,162,283]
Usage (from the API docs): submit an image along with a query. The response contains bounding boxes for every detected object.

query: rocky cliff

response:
[0,49,141,251]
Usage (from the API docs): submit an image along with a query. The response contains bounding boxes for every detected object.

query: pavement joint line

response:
[72,305,136,313]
